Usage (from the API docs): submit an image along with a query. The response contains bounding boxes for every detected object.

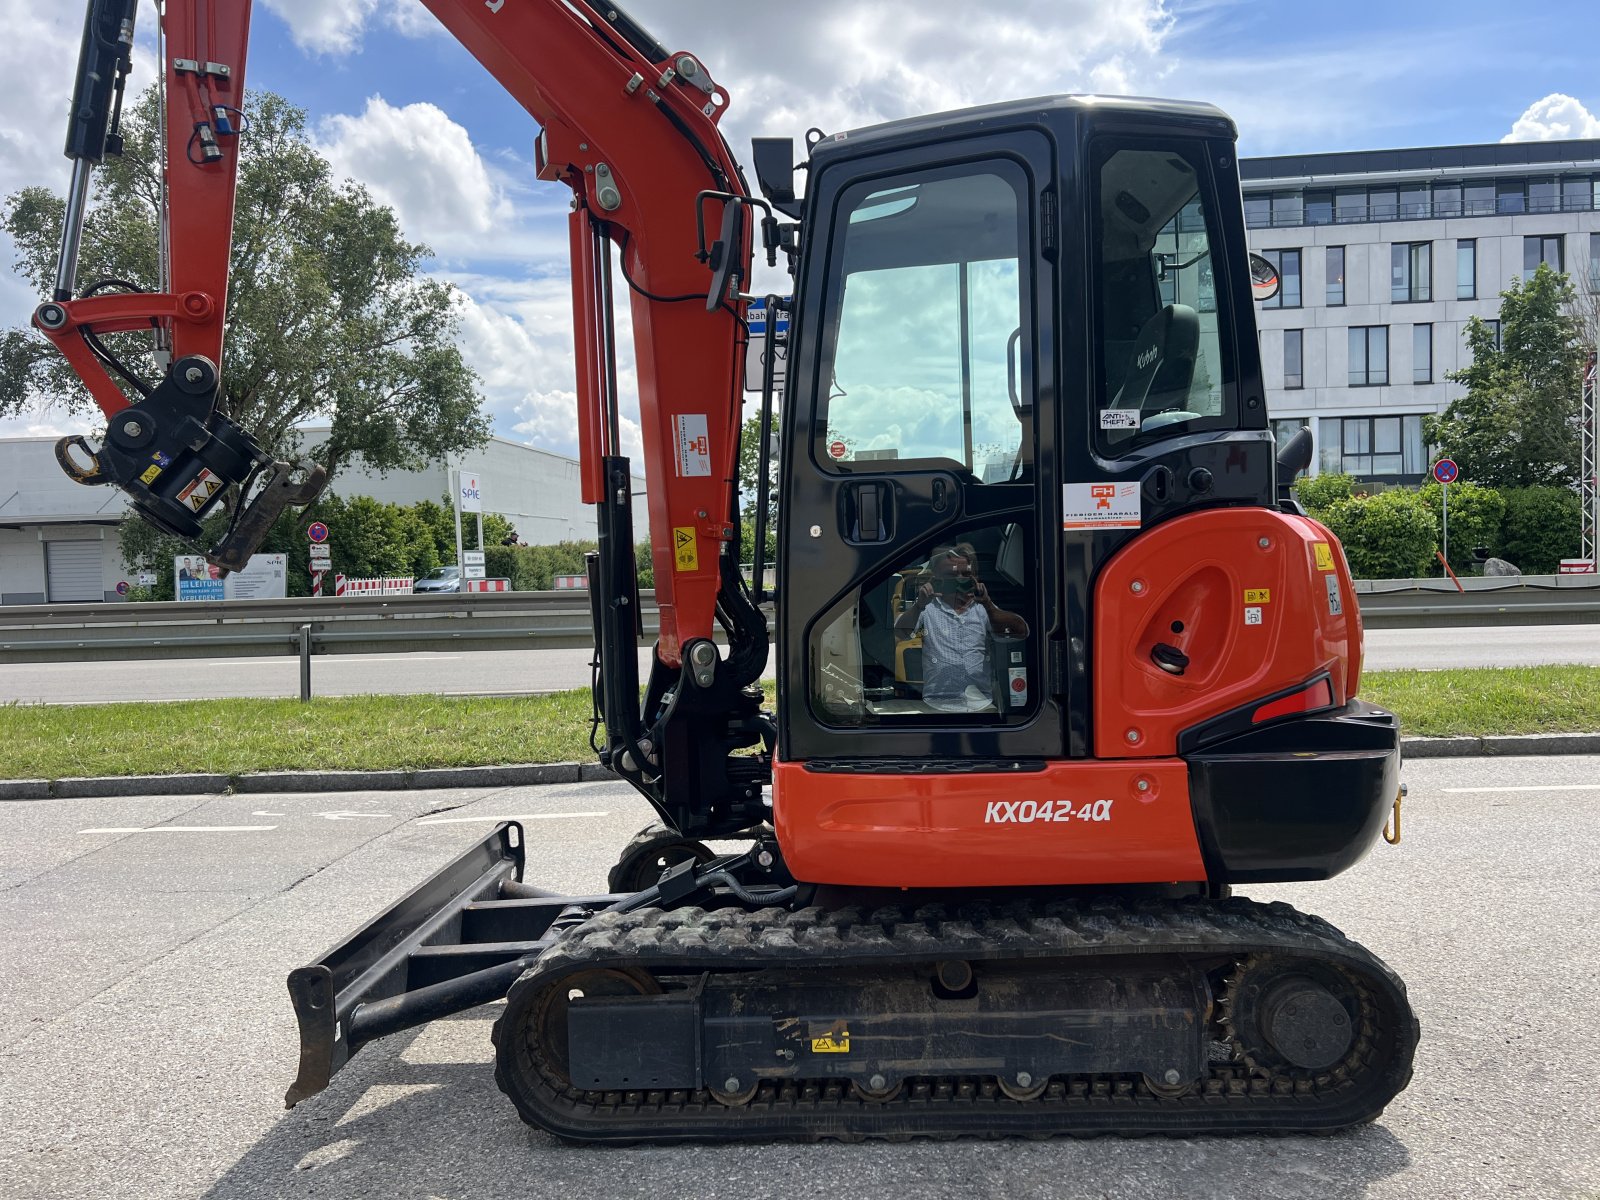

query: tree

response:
[1422,264,1587,489]
[1,88,491,478]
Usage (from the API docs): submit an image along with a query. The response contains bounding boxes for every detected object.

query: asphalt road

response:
[3,756,1599,1199]
[4,624,1599,705]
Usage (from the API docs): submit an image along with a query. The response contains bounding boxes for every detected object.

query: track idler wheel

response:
[495,966,660,1106]
[607,822,715,893]
[1226,955,1362,1075]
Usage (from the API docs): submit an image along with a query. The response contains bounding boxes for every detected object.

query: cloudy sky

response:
[2,0,1596,450]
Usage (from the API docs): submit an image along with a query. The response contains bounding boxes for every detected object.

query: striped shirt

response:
[915,598,993,710]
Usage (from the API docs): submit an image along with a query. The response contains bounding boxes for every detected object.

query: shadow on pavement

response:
[201,1007,1413,1200]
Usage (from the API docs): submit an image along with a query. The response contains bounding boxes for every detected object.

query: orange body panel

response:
[772,760,1206,888]
[1093,509,1361,759]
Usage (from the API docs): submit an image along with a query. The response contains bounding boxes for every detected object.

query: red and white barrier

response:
[1559,559,1596,575]
[552,574,588,590]
[331,575,414,596]
[466,578,511,592]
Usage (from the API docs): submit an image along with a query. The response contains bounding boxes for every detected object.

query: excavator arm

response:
[37,0,773,833]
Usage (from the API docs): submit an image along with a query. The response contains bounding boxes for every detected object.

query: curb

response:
[0,761,618,802]
[5,734,1600,801]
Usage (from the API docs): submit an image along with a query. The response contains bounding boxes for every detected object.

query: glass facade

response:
[1591,232,1600,292]
[1245,172,1600,229]
[1326,246,1345,305]
[1349,326,1388,386]
[1318,415,1426,478]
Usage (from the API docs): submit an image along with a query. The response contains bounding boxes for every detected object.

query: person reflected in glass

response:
[895,543,1028,712]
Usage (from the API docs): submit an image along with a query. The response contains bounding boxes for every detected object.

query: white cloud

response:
[1503,94,1600,143]
[318,97,516,254]
[260,0,442,55]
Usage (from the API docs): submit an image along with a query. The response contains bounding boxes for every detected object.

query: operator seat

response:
[1106,303,1200,439]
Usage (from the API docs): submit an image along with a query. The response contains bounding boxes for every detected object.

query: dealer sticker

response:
[674,414,711,477]
[1063,482,1141,531]
[1326,574,1343,616]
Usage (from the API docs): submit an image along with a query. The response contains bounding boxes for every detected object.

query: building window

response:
[1391,242,1431,302]
[1262,249,1301,308]
[1305,189,1333,225]
[1399,185,1430,220]
[1523,234,1563,278]
[1284,329,1304,389]
[1326,246,1345,305]
[1318,415,1426,479]
[1272,419,1312,480]
[1457,239,1477,300]
[1349,326,1388,387]
[1527,178,1558,214]
[1244,195,1270,229]
[1413,324,1432,384]
[1432,182,1462,218]
[1464,182,1495,216]
[1484,319,1501,351]
[1590,232,1600,293]
[1497,178,1526,214]
[1336,188,1367,224]
[1271,191,1303,227]
[1569,177,1598,212]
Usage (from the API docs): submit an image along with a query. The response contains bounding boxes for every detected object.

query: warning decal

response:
[1099,409,1139,430]
[1244,588,1271,604]
[176,469,222,513]
[809,1025,851,1054]
[674,414,711,477]
[139,464,163,485]
[1313,542,1336,572]
[1063,482,1141,531]
[673,526,698,573]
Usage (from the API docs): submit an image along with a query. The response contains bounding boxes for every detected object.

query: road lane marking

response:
[79,825,278,834]
[317,810,394,820]
[253,810,285,816]
[203,656,463,667]
[415,811,609,825]
[1441,784,1600,794]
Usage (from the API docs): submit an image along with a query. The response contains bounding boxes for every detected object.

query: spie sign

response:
[458,471,483,513]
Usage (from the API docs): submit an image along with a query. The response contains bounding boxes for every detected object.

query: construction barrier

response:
[552,574,588,590]
[466,578,512,592]
[332,575,415,597]
[1560,559,1596,575]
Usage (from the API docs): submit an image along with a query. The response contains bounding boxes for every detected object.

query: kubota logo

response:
[1137,346,1160,369]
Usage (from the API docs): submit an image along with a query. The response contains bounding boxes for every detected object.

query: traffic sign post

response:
[1433,459,1460,570]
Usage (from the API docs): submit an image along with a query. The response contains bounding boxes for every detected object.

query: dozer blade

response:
[284,822,619,1107]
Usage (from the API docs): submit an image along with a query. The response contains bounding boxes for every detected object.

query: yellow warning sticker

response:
[1313,542,1336,572]
[673,526,698,573]
[139,464,163,485]
[1244,588,1271,604]
[810,1029,850,1054]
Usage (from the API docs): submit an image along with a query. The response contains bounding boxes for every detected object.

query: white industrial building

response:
[0,431,647,605]
[1243,137,1600,482]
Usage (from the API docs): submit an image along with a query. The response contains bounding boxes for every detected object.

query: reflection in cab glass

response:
[820,166,1030,480]
[812,524,1033,726]
[1096,146,1233,450]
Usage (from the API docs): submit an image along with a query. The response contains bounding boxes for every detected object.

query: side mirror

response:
[1249,253,1280,303]
[704,197,747,313]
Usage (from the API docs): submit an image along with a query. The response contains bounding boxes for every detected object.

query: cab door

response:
[778,130,1063,765]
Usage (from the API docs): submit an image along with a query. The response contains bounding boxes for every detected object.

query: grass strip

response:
[2,666,1597,780]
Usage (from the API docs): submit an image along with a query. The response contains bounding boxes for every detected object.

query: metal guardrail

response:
[0,578,1596,664]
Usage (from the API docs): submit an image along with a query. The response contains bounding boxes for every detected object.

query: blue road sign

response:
[1432,459,1459,484]
[307,521,330,543]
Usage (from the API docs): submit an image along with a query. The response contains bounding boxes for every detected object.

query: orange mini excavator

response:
[35,0,1416,1141]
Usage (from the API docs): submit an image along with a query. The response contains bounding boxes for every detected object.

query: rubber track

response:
[492,895,1419,1143]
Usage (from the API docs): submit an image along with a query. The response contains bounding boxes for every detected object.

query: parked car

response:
[413,565,462,594]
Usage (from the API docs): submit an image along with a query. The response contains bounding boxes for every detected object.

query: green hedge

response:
[1418,481,1505,572]
[1314,490,1438,579]
[1499,487,1582,574]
